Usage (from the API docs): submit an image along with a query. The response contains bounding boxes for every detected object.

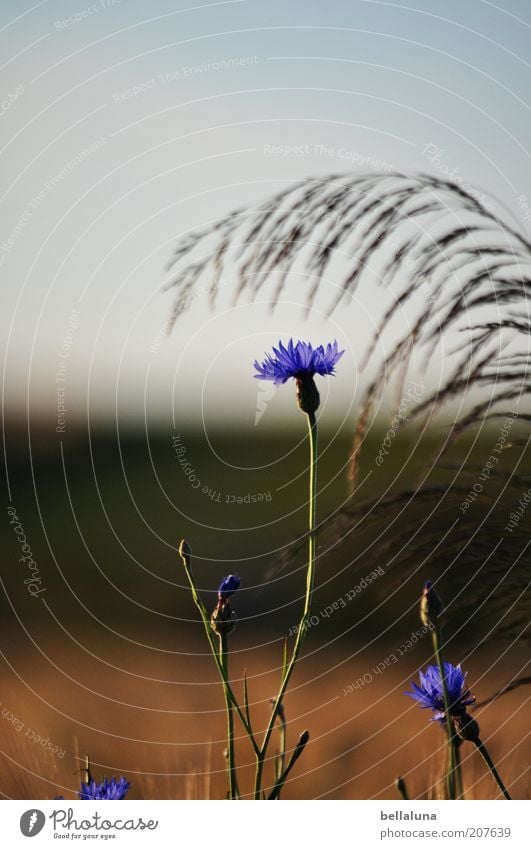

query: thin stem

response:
[432,625,457,800]
[254,411,318,799]
[179,547,260,756]
[474,738,512,800]
[273,705,287,788]
[278,713,287,780]
[220,634,238,800]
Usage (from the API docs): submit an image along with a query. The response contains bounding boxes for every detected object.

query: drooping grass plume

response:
[165,171,530,486]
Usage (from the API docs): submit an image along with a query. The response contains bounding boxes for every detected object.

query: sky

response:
[1,0,530,431]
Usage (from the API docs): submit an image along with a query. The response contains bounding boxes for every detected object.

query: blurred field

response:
[0,643,527,800]
[1,423,529,799]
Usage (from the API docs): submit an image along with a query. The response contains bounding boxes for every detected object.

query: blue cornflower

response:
[212,575,240,636]
[218,574,240,599]
[254,339,344,386]
[79,776,131,800]
[405,663,475,724]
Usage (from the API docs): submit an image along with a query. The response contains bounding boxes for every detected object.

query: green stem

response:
[474,738,512,800]
[432,624,457,800]
[179,546,260,757]
[254,411,318,799]
[219,633,238,799]
[277,713,286,781]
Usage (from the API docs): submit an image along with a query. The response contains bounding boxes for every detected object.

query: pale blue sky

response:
[1,0,530,428]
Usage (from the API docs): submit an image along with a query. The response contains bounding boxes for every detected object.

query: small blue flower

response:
[218,574,240,599]
[254,339,344,386]
[79,776,131,800]
[405,663,475,724]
